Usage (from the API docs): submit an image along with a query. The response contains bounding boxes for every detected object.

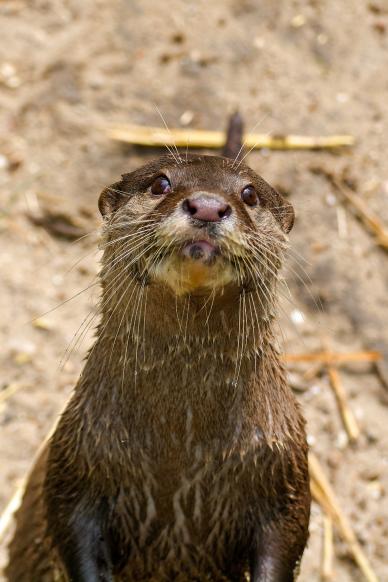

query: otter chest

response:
[105,437,281,579]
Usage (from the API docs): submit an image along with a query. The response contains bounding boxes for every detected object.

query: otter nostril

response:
[182,196,232,222]
[182,199,197,217]
[218,204,232,219]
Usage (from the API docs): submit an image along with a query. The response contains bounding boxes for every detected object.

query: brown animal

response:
[6,116,310,581]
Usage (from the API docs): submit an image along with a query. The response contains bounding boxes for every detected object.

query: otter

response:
[6,116,310,582]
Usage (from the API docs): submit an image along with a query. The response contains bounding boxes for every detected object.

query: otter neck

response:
[77,279,289,449]
[98,278,276,362]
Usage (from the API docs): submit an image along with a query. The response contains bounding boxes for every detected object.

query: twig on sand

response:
[312,167,388,250]
[285,349,363,442]
[0,383,24,405]
[107,124,355,151]
[283,350,381,366]
[327,366,360,443]
[310,453,379,582]
[321,514,334,581]
[331,176,388,250]
[0,483,25,543]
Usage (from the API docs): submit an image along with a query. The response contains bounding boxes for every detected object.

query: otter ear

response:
[98,180,126,217]
[265,184,295,234]
[275,195,295,234]
[257,177,295,234]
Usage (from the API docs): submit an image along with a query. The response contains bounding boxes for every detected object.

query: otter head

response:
[99,154,294,300]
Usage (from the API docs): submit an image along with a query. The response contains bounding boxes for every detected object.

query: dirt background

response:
[1,0,388,580]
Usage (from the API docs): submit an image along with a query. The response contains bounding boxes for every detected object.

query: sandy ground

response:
[1,0,388,580]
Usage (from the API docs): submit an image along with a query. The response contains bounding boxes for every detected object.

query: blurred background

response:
[0,0,387,580]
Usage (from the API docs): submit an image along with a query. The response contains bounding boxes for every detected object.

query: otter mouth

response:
[149,234,235,294]
[181,239,220,264]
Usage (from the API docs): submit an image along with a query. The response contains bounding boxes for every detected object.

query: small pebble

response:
[336,92,349,104]
[32,317,52,331]
[253,37,265,49]
[307,434,316,446]
[8,338,36,354]
[291,14,306,28]
[367,481,383,500]
[14,352,33,365]
[290,309,305,325]
[0,154,8,170]
[310,384,322,396]
[317,33,328,45]
[336,430,349,449]
[0,62,16,78]
[325,193,337,206]
[180,110,194,126]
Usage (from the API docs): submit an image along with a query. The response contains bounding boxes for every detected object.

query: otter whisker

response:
[242,253,292,348]
[243,253,278,312]
[63,222,156,280]
[64,248,101,276]
[103,216,159,232]
[239,256,269,317]
[246,293,260,374]
[106,280,139,369]
[240,291,249,380]
[63,233,162,368]
[104,239,160,296]
[241,254,298,348]
[105,186,133,198]
[140,284,149,364]
[247,233,323,313]
[32,278,99,327]
[205,287,217,330]
[204,287,216,329]
[101,217,163,247]
[67,228,102,246]
[231,113,268,169]
[245,242,282,287]
[103,235,159,278]
[102,240,154,280]
[62,254,153,370]
[154,105,182,165]
[174,293,185,337]
[131,281,146,386]
[61,268,137,369]
[231,254,247,385]
[104,215,162,230]
[120,291,132,394]
[183,294,191,345]
[101,224,157,252]
[59,302,99,370]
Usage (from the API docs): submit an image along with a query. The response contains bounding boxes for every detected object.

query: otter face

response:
[99,155,294,296]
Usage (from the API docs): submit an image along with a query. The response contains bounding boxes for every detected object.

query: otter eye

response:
[241,185,258,207]
[151,175,171,196]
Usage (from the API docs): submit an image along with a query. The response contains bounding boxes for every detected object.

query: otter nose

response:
[182,195,232,222]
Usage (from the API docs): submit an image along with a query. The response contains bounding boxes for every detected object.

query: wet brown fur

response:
[6,151,310,581]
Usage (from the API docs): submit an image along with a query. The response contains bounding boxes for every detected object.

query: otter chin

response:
[152,243,235,295]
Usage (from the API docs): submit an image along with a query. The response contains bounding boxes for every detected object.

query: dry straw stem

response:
[332,177,388,249]
[314,168,388,250]
[309,453,379,582]
[0,383,24,405]
[107,124,355,151]
[321,515,334,581]
[0,485,25,543]
[283,351,381,366]
[327,366,360,443]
